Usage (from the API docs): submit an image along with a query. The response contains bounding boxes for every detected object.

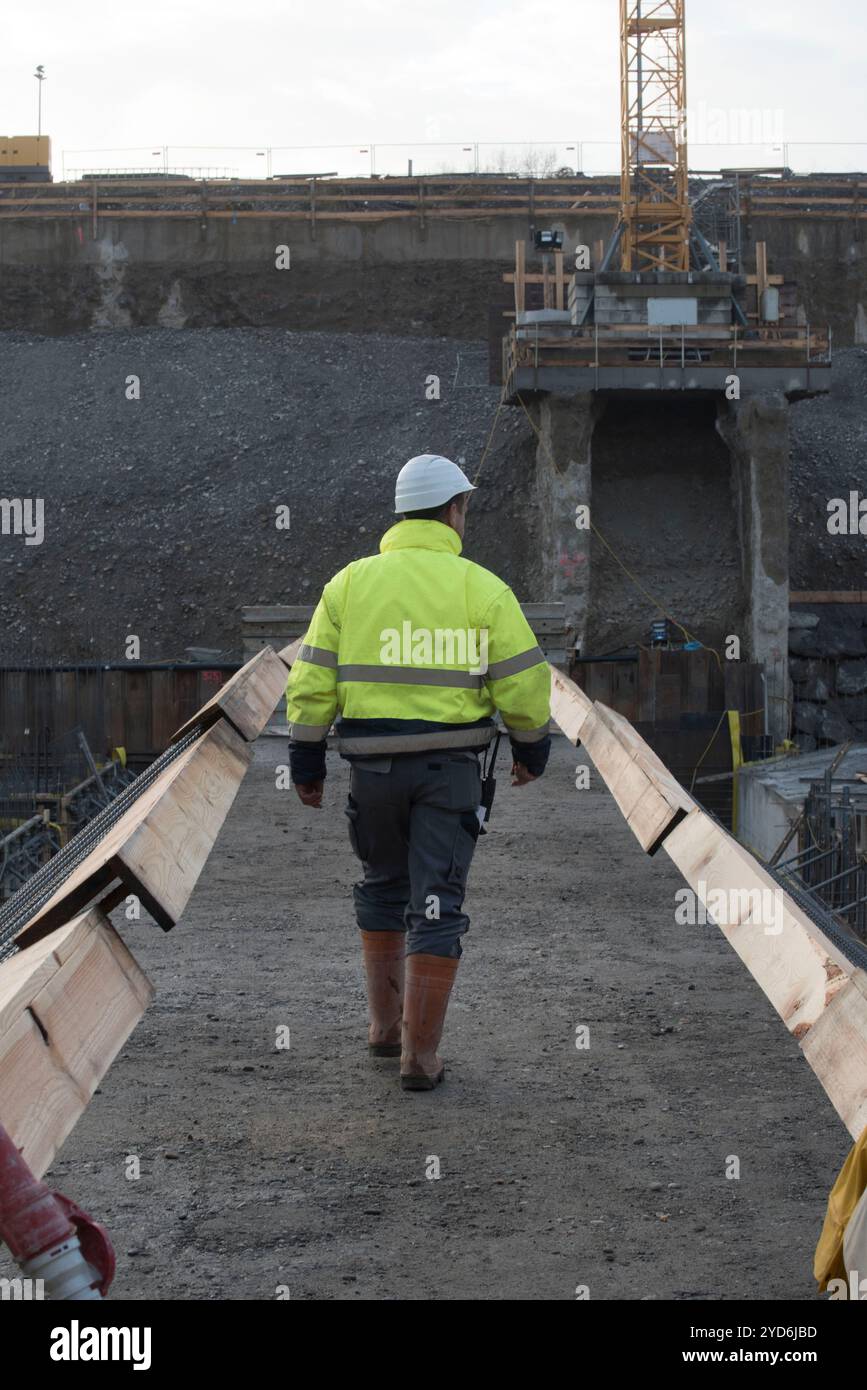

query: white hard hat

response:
[394,454,477,514]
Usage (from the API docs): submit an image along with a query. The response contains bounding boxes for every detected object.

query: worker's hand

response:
[511,761,539,787]
[295,779,324,808]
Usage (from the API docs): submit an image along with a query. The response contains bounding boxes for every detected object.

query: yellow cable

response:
[690,710,728,794]
[472,386,508,485]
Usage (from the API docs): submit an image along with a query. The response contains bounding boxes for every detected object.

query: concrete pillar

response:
[716,394,790,743]
[531,393,604,658]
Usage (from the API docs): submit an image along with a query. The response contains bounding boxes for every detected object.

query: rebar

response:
[0,725,203,961]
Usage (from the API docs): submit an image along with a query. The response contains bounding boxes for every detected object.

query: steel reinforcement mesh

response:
[0,726,203,963]
[697,802,867,975]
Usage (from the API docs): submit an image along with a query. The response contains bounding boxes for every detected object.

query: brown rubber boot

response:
[400,953,459,1091]
[361,930,405,1057]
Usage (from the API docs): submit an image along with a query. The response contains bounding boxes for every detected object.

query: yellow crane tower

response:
[619,0,691,271]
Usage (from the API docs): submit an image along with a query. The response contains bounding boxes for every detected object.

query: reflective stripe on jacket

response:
[285,519,551,758]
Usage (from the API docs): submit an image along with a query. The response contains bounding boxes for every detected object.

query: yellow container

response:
[0,134,51,167]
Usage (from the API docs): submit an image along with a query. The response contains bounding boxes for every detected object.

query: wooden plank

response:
[171,646,287,743]
[549,671,688,854]
[554,251,564,310]
[790,591,867,604]
[278,638,304,669]
[663,808,853,1023]
[592,703,695,813]
[579,707,682,852]
[27,919,151,1091]
[0,915,95,1036]
[549,665,593,745]
[514,239,525,317]
[0,907,153,1177]
[14,721,251,948]
[589,703,692,851]
[800,974,867,1139]
[114,720,251,929]
[551,665,867,1136]
[0,1010,86,1180]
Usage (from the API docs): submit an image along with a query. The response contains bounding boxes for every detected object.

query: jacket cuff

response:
[289,740,328,784]
[509,734,551,777]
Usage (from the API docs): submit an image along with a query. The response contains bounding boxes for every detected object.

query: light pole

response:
[34,65,46,139]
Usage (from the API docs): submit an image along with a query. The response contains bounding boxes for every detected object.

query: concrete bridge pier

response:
[531,393,605,659]
[531,388,790,745]
[716,394,791,744]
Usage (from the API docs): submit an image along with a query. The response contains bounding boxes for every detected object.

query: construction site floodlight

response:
[534,229,564,250]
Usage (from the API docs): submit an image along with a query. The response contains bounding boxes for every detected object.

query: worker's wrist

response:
[509,733,551,777]
[289,742,328,785]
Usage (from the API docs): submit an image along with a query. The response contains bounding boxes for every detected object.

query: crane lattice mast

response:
[619,0,691,272]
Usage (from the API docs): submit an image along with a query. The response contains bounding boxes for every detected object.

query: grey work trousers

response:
[344,751,483,958]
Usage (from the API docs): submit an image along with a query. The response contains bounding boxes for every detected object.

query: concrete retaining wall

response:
[1,209,864,343]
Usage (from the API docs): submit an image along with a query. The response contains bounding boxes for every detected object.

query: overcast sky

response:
[5,0,865,178]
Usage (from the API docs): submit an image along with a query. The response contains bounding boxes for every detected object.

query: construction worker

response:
[286,454,551,1091]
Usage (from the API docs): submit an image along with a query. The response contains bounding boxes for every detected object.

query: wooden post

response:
[514,239,526,317]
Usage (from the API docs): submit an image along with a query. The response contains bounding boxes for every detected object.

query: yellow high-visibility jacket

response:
[815,1125,867,1295]
[285,519,551,776]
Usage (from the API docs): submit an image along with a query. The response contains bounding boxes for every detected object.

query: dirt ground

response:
[1,733,846,1302]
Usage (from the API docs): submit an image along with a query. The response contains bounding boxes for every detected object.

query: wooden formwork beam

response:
[550,668,688,853]
[14,719,251,948]
[0,907,153,1177]
[10,647,288,952]
[549,664,867,1138]
[171,645,288,743]
[0,646,287,1182]
[278,638,303,669]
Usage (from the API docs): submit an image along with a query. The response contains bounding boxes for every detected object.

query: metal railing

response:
[57,141,867,182]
